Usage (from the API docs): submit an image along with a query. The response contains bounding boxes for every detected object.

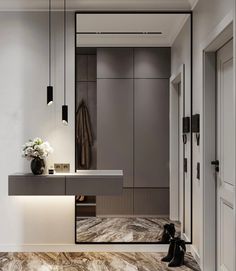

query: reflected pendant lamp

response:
[47,0,53,105]
[62,0,68,124]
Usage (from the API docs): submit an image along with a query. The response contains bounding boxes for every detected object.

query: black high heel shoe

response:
[161,237,179,262]
[168,239,186,267]
[160,223,176,243]
[168,223,176,238]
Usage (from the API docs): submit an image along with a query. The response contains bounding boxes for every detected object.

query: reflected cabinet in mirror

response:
[75,12,192,244]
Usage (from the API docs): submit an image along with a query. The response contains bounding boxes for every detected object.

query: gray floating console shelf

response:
[8,170,123,196]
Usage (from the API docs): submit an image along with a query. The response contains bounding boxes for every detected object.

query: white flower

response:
[33,137,43,145]
[22,138,53,160]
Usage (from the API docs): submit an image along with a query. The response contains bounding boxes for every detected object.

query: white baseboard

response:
[0,244,170,253]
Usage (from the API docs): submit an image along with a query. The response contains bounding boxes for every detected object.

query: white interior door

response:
[216,39,234,271]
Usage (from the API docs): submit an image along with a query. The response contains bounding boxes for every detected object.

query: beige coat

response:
[76,100,93,169]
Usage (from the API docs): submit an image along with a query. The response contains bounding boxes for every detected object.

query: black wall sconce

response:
[182,116,190,144]
[192,114,200,145]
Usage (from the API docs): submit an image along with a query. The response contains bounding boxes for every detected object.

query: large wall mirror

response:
[74,12,192,244]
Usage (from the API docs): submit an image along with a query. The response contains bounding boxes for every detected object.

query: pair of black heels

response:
[161,237,186,267]
[160,223,176,243]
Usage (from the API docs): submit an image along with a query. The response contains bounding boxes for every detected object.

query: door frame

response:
[201,11,234,271]
[169,64,185,224]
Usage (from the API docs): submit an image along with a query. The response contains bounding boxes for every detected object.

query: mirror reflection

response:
[75,13,192,244]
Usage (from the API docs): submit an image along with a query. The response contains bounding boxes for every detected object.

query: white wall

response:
[0,11,76,247]
[0,11,167,253]
[171,16,191,241]
[171,0,234,267]
[193,0,233,261]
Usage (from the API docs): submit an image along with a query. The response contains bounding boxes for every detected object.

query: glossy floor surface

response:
[76,217,181,242]
[0,252,200,271]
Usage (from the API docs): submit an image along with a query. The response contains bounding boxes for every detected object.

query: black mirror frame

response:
[74,10,193,245]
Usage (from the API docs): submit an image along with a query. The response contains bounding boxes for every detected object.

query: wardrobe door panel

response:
[88,55,97,81]
[134,188,169,216]
[76,82,97,169]
[76,55,88,81]
[134,79,169,188]
[97,79,133,187]
[87,82,97,169]
[96,188,133,215]
[134,48,171,79]
[87,82,97,139]
[97,48,133,78]
[76,82,88,105]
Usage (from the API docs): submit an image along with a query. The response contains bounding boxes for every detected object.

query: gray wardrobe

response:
[76,47,170,216]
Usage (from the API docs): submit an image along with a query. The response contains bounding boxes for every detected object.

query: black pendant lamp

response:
[47,0,53,105]
[62,0,68,125]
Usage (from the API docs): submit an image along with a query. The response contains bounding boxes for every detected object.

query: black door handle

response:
[211,160,219,172]
[182,134,187,144]
[211,160,219,166]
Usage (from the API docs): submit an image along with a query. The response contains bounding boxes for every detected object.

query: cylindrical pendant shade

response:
[62,0,68,125]
[62,105,68,125]
[47,0,53,106]
[47,86,53,105]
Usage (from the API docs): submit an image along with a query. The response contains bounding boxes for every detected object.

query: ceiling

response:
[76,13,190,47]
[0,0,198,11]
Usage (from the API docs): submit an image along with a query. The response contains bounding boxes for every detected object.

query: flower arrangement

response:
[22,138,53,160]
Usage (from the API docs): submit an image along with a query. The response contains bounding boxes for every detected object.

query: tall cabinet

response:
[96,48,170,216]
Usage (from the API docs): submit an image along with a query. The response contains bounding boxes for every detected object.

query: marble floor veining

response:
[0,252,200,271]
[76,217,181,242]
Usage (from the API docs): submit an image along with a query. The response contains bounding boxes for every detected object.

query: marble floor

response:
[76,217,181,242]
[0,252,200,271]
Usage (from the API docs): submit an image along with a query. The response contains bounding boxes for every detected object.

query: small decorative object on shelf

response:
[48,168,54,175]
[22,138,53,175]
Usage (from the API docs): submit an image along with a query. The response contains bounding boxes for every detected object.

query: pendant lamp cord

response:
[49,0,51,86]
[64,0,66,105]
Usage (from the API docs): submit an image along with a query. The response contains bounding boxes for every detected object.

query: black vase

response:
[31,158,45,175]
